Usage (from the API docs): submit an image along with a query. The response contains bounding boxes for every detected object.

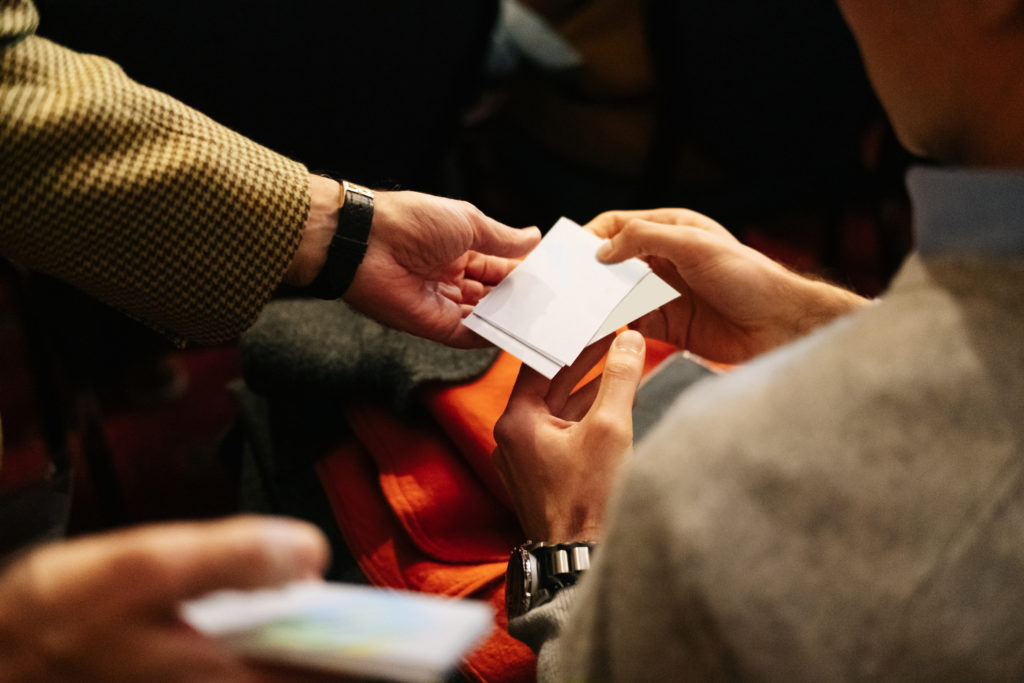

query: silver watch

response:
[505,541,595,620]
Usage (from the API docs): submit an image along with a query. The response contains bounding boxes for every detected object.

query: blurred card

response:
[182,581,493,683]
[464,217,679,377]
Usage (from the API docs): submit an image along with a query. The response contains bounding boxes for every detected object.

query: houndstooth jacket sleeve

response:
[0,0,310,344]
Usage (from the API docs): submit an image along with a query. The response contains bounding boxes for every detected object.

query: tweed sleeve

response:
[0,0,309,344]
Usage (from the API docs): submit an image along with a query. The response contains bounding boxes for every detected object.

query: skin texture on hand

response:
[0,516,329,683]
[343,191,541,348]
[283,174,343,288]
[588,209,870,364]
[493,331,646,543]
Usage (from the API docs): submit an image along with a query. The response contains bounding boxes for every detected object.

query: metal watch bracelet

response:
[506,541,595,620]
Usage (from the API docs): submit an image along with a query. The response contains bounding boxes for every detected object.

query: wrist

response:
[290,176,376,299]
[527,519,603,546]
[283,174,341,287]
[783,277,869,339]
[506,541,596,619]
[802,279,870,330]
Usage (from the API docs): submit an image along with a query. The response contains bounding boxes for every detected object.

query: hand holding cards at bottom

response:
[182,581,493,683]
[492,331,647,543]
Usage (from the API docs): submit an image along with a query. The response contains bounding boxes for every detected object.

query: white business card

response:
[465,217,679,377]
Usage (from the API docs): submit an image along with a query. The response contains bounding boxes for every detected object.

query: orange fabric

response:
[315,339,679,682]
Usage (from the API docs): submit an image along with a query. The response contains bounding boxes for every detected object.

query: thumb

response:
[595,219,694,266]
[587,330,645,426]
[14,517,330,618]
[99,517,329,610]
[159,517,329,604]
[471,215,542,259]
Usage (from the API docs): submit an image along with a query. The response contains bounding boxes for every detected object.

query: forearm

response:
[0,11,308,344]
[786,277,872,340]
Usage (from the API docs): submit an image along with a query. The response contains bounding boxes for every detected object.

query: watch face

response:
[505,547,532,620]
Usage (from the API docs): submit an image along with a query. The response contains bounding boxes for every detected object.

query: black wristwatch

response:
[307,180,375,299]
[505,541,595,620]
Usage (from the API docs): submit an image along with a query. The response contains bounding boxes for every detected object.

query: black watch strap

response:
[307,180,375,299]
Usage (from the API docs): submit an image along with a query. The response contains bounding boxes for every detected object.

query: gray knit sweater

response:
[513,253,1024,681]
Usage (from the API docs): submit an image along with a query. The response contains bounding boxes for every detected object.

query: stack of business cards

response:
[463,217,679,378]
[182,581,493,683]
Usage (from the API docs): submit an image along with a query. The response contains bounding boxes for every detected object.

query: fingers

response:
[584,331,645,428]
[562,374,601,422]
[436,281,463,304]
[545,335,614,414]
[24,517,330,613]
[162,517,329,600]
[505,357,555,409]
[595,218,725,269]
[595,218,684,264]
[469,215,541,259]
[585,209,679,238]
[459,278,487,306]
[493,361,556,454]
[584,208,727,239]
[463,251,522,285]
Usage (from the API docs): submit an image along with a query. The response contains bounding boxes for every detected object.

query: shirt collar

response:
[908,166,1024,257]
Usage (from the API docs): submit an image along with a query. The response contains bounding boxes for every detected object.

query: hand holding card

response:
[463,218,679,377]
[182,581,493,683]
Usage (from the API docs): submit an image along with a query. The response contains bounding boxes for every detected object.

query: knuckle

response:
[14,551,55,608]
[587,210,627,236]
[622,219,657,248]
[602,357,641,379]
[234,533,279,571]
[493,414,517,445]
[587,411,629,442]
[623,217,646,235]
[104,544,174,589]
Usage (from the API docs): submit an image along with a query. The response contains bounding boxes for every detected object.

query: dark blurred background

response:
[2,0,913,541]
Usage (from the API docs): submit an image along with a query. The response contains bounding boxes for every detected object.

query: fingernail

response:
[596,241,613,261]
[613,330,644,354]
[264,520,329,577]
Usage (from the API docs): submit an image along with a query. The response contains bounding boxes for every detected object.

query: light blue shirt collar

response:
[908,166,1024,257]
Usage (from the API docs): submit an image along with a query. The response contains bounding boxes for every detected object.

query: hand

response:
[0,516,329,683]
[343,191,541,348]
[492,331,646,543]
[588,209,870,363]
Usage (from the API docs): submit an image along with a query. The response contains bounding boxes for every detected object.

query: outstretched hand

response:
[0,516,331,682]
[493,331,646,543]
[588,209,869,363]
[343,191,541,348]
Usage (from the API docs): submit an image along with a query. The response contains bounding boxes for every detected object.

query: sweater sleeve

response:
[0,0,309,344]
[508,588,576,681]
[509,461,748,682]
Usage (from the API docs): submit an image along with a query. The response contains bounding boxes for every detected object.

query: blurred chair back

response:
[35,0,499,192]
[643,0,896,222]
